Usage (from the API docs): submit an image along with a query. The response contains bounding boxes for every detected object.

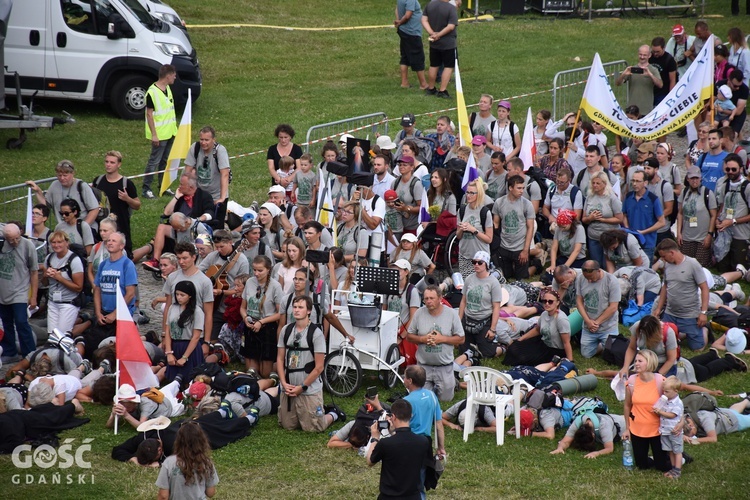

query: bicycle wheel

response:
[378,344,401,389]
[444,231,460,275]
[323,349,362,397]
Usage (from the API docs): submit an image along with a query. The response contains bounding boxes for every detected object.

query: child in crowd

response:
[163,280,205,383]
[277,155,296,203]
[156,421,219,499]
[715,84,736,124]
[654,375,684,479]
[295,153,318,209]
[217,273,250,362]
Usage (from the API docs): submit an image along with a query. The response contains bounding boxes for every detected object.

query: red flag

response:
[116,281,159,390]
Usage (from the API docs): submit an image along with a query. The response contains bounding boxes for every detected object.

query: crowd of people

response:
[1,16,750,498]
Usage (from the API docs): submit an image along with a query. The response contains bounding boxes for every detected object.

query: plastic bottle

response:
[622,439,634,470]
[316,406,324,417]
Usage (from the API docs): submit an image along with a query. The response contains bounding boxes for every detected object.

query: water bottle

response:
[316,406,324,417]
[622,439,634,470]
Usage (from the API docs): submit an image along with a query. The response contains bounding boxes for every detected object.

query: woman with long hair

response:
[156,421,218,499]
[622,349,672,474]
[427,167,457,215]
[547,210,586,272]
[619,315,678,379]
[318,141,339,178]
[258,202,285,262]
[486,100,521,159]
[537,138,570,183]
[240,255,283,377]
[727,27,749,85]
[534,109,552,157]
[163,280,205,383]
[456,179,493,278]
[582,171,623,268]
[609,153,630,200]
[336,201,360,263]
[277,237,306,293]
[503,288,573,366]
[43,231,84,335]
[485,152,507,200]
[599,229,648,273]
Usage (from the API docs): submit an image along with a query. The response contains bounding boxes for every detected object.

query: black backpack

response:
[525,167,549,210]
[281,323,318,380]
[659,179,678,226]
[489,120,517,149]
[45,251,86,305]
[193,142,232,184]
[284,288,323,327]
[391,176,420,203]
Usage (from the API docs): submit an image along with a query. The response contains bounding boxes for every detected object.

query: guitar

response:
[204,239,250,290]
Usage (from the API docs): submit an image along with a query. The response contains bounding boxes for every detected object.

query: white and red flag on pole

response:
[115,280,159,390]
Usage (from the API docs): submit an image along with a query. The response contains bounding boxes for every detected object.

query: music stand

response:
[357,266,400,296]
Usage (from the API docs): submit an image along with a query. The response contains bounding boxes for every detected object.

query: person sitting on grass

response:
[156,421,219,500]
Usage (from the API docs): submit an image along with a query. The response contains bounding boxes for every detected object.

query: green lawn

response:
[1,1,749,498]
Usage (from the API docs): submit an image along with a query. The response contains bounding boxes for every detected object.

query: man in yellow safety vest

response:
[142,64,178,199]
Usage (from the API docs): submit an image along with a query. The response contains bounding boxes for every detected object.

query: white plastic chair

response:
[462,367,521,446]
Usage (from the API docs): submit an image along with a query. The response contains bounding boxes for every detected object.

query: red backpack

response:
[662,321,681,360]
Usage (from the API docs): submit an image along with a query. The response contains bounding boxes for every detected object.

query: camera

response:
[630,66,644,74]
[366,386,378,399]
[378,419,389,433]
[305,249,330,264]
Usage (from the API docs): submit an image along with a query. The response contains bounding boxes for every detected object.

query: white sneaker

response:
[732,283,746,302]
[736,264,748,275]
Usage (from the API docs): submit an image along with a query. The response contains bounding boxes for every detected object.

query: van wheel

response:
[111,75,151,120]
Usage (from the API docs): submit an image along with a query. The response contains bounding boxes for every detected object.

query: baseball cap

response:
[401,233,418,243]
[642,157,659,169]
[384,189,399,202]
[719,84,733,100]
[686,166,701,179]
[672,24,685,36]
[392,259,412,272]
[268,185,285,194]
[400,113,416,127]
[497,100,511,110]
[471,135,487,146]
[397,155,415,164]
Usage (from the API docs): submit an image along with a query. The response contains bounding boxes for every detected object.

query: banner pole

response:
[710,94,715,125]
[114,359,120,435]
[564,108,583,160]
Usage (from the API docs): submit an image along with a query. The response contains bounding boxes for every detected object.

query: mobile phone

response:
[378,420,389,432]
[366,386,378,399]
[394,199,403,206]
[630,66,644,74]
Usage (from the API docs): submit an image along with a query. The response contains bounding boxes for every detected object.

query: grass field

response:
[1,1,750,498]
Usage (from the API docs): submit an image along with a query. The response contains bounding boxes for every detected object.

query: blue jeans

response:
[0,303,36,357]
[642,246,655,266]
[581,328,617,358]
[588,238,605,268]
[662,313,705,350]
[143,137,175,191]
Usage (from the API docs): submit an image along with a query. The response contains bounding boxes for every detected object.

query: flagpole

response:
[114,359,120,435]
[564,108,583,161]
[710,94,715,125]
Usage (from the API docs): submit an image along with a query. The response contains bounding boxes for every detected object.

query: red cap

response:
[672,24,684,36]
[384,190,399,202]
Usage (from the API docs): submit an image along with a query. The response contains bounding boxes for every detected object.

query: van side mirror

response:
[107,13,134,39]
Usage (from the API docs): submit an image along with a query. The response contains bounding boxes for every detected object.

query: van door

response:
[4,0,49,94]
[49,0,131,98]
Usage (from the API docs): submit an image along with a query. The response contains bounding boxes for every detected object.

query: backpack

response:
[575,168,617,196]
[193,142,232,184]
[284,287,323,327]
[352,402,391,438]
[525,167,550,211]
[91,175,130,222]
[662,321,681,360]
[45,251,86,305]
[281,323,318,379]
[571,396,609,433]
[391,176,420,203]
[679,186,711,215]
[458,204,492,232]
[656,179,678,226]
[455,399,495,428]
[682,391,718,438]
[489,120,517,149]
[547,184,581,211]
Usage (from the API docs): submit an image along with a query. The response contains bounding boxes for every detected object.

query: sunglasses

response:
[582,268,596,273]
[471,260,485,266]
[59,211,72,217]
[540,299,557,305]
[465,191,477,195]
[726,168,739,173]
[255,288,262,299]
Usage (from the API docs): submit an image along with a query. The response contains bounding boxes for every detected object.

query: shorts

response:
[278,391,327,432]
[241,322,278,361]
[429,47,456,69]
[398,29,425,71]
[422,363,455,402]
[660,432,683,453]
[581,329,617,358]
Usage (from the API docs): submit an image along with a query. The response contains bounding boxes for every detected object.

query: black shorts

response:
[241,322,278,362]
[429,47,456,69]
[398,30,425,71]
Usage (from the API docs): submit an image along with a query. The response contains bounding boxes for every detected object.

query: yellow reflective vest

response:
[145,84,178,140]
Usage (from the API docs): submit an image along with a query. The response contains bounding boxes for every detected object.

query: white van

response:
[3,0,201,119]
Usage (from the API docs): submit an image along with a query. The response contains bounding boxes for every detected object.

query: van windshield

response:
[117,0,157,31]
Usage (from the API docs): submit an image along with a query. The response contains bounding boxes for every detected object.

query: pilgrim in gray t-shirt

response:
[462,273,503,320]
[664,255,705,319]
[408,306,464,366]
[575,270,621,333]
[492,195,535,251]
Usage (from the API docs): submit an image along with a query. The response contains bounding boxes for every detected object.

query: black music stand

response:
[357,266,400,296]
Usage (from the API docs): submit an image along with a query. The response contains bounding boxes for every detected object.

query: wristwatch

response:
[370,437,380,444]
[700,310,707,315]
[301,384,308,392]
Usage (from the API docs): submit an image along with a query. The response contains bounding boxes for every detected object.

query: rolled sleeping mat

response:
[415,274,440,293]
[552,374,598,396]
[568,309,583,336]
